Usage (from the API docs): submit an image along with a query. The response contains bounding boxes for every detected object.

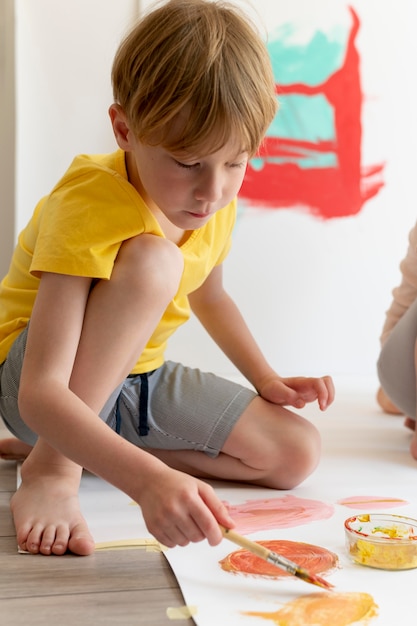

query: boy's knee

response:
[284,425,321,488]
[264,421,321,490]
[116,234,184,298]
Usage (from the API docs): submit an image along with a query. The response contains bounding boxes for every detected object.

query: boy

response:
[0,0,334,556]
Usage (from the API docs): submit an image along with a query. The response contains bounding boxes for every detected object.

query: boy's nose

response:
[194,171,223,202]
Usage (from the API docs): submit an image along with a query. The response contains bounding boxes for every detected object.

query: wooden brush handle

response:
[219,525,270,560]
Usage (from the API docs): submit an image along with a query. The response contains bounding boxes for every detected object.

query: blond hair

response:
[111,0,277,156]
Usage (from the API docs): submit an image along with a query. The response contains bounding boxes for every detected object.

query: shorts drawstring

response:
[114,372,151,436]
[138,373,150,436]
[115,391,122,434]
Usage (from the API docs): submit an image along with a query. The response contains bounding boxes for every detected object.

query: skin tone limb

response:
[189,267,333,413]
[376,387,417,460]
[0,438,32,461]
[2,112,335,556]
[412,340,417,460]
[376,387,403,415]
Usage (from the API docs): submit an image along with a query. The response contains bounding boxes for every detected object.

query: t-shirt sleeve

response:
[30,165,152,279]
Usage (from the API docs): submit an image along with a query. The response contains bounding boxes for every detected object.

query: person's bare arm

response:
[18,272,233,547]
[189,265,334,410]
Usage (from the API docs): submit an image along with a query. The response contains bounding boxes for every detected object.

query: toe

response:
[39,525,58,555]
[67,523,95,556]
[24,524,44,554]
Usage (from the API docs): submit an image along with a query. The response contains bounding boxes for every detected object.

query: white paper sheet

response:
[76,382,417,624]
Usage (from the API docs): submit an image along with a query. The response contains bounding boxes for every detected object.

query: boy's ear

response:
[109,104,134,150]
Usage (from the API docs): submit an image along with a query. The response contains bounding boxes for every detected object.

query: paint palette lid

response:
[344,513,417,570]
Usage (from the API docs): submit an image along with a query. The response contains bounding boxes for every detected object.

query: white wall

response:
[15,0,140,233]
[167,0,417,380]
[0,0,15,278]
[15,0,417,381]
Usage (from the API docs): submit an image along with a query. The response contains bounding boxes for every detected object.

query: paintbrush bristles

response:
[294,568,334,590]
[266,549,334,590]
[219,525,334,590]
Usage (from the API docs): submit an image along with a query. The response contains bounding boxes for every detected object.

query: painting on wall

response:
[240,4,385,219]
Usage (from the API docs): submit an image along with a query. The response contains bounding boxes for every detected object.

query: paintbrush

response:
[219,525,334,590]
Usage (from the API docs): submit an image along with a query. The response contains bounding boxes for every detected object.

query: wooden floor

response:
[0,423,195,626]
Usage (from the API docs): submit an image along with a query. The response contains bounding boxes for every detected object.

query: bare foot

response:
[401,418,417,459]
[0,437,33,461]
[11,457,95,556]
[376,387,403,415]
[404,417,416,432]
[410,433,417,461]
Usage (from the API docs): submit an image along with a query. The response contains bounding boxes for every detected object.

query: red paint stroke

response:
[245,592,378,626]
[219,539,338,579]
[338,495,409,510]
[225,495,334,535]
[240,7,385,219]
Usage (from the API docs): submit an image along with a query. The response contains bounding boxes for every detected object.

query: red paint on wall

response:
[240,8,384,219]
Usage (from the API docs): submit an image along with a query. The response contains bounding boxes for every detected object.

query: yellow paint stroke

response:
[94,538,162,552]
[19,538,164,554]
[166,605,198,620]
[245,592,378,626]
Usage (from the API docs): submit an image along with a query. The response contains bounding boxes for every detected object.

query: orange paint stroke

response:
[225,495,334,534]
[338,495,409,510]
[219,540,338,579]
[245,592,378,626]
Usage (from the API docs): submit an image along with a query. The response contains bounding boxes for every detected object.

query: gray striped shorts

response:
[0,327,256,457]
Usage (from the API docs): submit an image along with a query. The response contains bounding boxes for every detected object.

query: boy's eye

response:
[172,157,247,170]
[174,159,198,170]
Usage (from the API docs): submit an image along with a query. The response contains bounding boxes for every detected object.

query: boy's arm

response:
[18,272,234,547]
[189,264,334,410]
[189,265,276,388]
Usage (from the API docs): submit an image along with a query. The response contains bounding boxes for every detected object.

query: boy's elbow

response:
[17,382,41,430]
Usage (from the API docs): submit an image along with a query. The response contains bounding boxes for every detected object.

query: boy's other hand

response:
[257,375,335,412]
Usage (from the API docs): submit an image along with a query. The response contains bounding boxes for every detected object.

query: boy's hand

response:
[257,375,335,411]
[137,466,234,548]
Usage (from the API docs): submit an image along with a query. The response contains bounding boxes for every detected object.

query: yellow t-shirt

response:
[0,150,236,372]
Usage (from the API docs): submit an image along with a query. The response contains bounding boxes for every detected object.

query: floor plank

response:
[0,424,195,625]
[1,588,194,626]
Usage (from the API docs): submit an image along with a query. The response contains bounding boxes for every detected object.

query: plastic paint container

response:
[344,513,417,570]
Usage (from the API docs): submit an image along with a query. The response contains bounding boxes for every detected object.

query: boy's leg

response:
[12,439,94,555]
[0,438,32,460]
[111,361,320,490]
[8,387,123,554]
[0,330,40,460]
[146,396,321,490]
[6,235,184,555]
